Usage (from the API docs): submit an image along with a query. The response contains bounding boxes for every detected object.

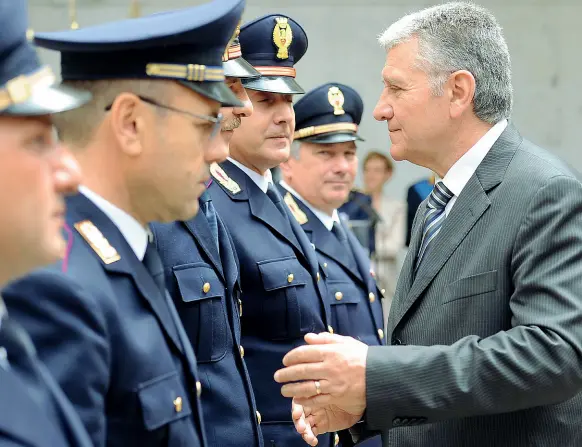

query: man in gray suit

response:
[273,2,582,446]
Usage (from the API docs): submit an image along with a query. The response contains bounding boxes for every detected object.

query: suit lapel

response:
[215,161,304,259]
[286,205,331,323]
[387,203,425,332]
[344,226,384,331]
[183,212,224,281]
[217,214,239,294]
[295,198,364,284]
[66,194,185,359]
[392,123,522,327]
[345,227,373,286]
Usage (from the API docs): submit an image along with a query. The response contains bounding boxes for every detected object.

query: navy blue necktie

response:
[266,183,289,218]
[200,190,219,253]
[332,221,348,244]
[415,181,454,270]
[143,236,167,297]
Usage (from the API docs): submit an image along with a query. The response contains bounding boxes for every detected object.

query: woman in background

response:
[363,151,406,322]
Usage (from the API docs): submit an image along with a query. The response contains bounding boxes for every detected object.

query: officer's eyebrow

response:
[382,74,404,87]
[381,66,404,86]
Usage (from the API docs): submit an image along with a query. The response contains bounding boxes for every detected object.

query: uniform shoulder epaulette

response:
[74,219,121,264]
[210,162,241,194]
[283,192,308,224]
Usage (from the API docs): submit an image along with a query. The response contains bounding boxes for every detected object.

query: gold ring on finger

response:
[314,380,322,395]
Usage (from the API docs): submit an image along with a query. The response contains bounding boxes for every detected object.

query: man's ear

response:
[108,92,146,157]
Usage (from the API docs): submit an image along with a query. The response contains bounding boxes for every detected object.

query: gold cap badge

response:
[74,220,121,264]
[328,86,345,116]
[273,17,293,60]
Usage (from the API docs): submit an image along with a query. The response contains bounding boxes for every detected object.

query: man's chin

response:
[221,129,235,145]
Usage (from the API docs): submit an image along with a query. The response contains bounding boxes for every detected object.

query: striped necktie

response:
[415,181,454,270]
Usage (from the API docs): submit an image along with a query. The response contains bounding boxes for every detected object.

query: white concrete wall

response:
[28,0,582,200]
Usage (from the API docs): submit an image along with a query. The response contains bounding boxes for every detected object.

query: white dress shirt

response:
[79,186,149,261]
[442,119,508,216]
[279,181,340,231]
[228,157,273,193]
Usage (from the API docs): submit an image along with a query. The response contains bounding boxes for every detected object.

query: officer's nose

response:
[373,91,394,122]
[52,144,82,196]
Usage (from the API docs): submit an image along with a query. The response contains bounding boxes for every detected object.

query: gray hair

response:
[378,2,512,124]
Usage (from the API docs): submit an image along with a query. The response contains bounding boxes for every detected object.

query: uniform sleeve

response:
[3,269,110,447]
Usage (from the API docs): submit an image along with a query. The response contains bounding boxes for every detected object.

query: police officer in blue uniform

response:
[278,82,384,447]
[151,32,265,447]
[0,2,93,446]
[207,14,334,447]
[3,2,245,446]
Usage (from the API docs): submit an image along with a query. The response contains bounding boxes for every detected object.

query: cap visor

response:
[299,132,365,144]
[224,58,261,79]
[178,80,243,107]
[242,76,305,95]
[3,84,91,116]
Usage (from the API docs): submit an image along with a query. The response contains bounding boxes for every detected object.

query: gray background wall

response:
[28,0,582,200]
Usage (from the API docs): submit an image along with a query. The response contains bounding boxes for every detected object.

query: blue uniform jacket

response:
[0,317,92,447]
[208,160,333,447]
[278,185,385,346]
[3,193,206,447]
[151,201,263,447]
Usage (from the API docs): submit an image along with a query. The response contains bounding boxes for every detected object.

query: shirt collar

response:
[228,157,273,193]
[442,119,508,197]
[79,186,149,261]
[279,181,340,231]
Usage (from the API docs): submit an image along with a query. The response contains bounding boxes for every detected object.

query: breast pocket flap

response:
[445,270,498,303]
[137,372,192,431]
[257,257,308,291]
[173,264,225,303]
[328,281,361,305]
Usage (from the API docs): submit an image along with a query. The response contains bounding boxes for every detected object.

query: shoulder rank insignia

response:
[210,162,241,194]
[74,220,121,264]
[273,17,293,60]
[284,192,308,224]
[328,86,345,115]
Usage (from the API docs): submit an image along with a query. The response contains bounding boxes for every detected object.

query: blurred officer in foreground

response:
[0,1,93,445]
[4,1,245,446]
[208,14,335,447]
[152,27,266,446]
[278,82,384,447]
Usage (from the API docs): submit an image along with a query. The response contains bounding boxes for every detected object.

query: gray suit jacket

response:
[364,124,582,446]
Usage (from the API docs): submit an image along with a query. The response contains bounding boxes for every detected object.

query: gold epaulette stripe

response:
[294,122,358,139]
[0,66,55,111]
[255,66,296,77]
[145,63,224,82]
